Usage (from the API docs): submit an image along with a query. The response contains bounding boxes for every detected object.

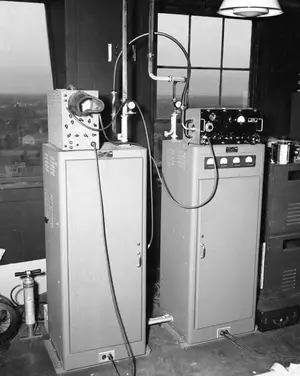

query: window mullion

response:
[219,18,226,107]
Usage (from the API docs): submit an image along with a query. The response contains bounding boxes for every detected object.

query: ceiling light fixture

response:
[218,0,283,18]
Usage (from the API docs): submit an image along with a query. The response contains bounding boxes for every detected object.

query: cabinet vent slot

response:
[286,203,300,227]
[281,269,297,291]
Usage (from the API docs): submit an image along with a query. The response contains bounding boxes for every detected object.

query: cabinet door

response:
[194,176,260,329]
[263,235,300,294]
[65,0,122,97]
[66,156,144,353]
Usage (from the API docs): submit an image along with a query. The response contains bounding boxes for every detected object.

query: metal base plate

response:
[161,322,191,349]
[19,332,43,341]
[18,323,44,341]
[44,339,151,375]
[162,322,258,349]
[162,322,229,349]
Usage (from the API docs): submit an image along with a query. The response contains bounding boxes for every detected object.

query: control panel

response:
[47,89,100,151]
[205,155,256,169]
[184,108,263,146]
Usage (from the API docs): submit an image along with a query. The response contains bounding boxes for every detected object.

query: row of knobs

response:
[207,156,254,166]
[208,113,247,124]
[209,133,260,144]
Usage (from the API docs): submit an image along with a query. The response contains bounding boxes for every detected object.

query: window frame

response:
[0,1,53,184]
[155,13,256,121]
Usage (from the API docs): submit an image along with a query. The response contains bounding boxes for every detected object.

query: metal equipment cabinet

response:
[260,163,300,296]
[160,140,265,346]
[43,143,147,371]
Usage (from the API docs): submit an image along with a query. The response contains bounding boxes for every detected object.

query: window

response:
[156,14,252,119]
[0,2,53,183]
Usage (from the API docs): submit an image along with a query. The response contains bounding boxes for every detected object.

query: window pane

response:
[0,2,52,182]
[156,69,186,119]
[157,13,189,67]
[189,70,220,108]
[223,19,252,68]
[190,16,222,67]
[221,71,250,108]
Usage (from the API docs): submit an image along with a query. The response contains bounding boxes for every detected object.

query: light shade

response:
[218,0,283,18]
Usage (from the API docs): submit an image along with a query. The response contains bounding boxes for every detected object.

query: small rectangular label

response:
[97,151,113,158]
[226,146,238,153]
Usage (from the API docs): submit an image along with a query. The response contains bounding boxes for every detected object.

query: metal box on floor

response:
[160,140,265,346]
[256,300,300,332]
[43,143,147,371]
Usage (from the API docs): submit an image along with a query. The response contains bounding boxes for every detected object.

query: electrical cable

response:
[108,354,121,376]
[134,103,154,248]
[220,330,300,362]
[101,99,218,218]
[99,114,111,143]
[152,139,219,210]
[98,105,154,251]
[112,31,191,112]
[10,285,22,307]
[133,101,218,210]
[92,143,136,376]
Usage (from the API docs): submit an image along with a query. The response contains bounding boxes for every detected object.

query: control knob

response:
[205,122,214,132]
[236,114,246,124]
[174,100,182,109]
[235,135,241,144]
[209,112,217,122]
[127,101,136,110]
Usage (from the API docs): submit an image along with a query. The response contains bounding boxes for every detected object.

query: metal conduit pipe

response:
[120,0,129,143]
[148,0,186,83]
[111,32,191,127]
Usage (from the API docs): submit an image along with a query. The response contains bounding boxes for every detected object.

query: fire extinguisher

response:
[14,269,43,340]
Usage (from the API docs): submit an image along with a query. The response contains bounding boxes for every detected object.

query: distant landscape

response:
[0,94,48,182]
[0,93,248,182]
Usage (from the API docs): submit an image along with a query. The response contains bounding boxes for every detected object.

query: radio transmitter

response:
[184,108,263,145]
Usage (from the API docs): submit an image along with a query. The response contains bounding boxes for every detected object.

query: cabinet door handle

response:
[199,243,206,259]
[137,252,142,268]
[260,242,267,290]
[108,44,112,62]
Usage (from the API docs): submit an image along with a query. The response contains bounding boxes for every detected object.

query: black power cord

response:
[92,143,136,376]
[220,329,300,363]
[108,354,121,376]
[112,31,191,113]
[10,285,22,307]
[134,101,219,210]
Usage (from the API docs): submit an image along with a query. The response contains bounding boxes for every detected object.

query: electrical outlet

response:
[217,326,231,338]
[98,350,115,363]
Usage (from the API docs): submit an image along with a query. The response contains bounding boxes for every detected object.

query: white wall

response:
[0,258,47,304]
